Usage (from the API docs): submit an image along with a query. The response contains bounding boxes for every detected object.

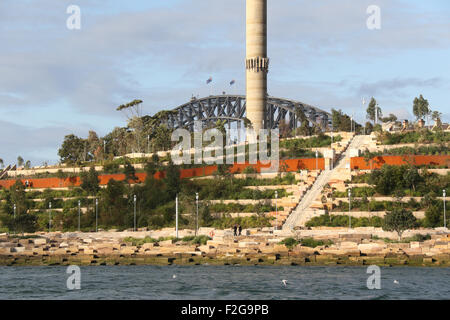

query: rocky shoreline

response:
[1,228,450,267]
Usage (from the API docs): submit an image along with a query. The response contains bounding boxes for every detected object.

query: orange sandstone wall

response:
[0,158,325,190]
[350,155,450,170]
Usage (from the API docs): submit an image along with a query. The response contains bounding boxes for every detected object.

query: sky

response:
[0,0,449,166]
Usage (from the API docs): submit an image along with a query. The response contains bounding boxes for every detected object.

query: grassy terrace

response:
[0,172,296,233]
[360,145,450,158]
[316,165,450,229]
[2,134,341,181]
[377,130,450,145]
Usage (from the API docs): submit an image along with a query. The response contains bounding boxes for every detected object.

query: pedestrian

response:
[238,224,242,236]
[233,224,237,236]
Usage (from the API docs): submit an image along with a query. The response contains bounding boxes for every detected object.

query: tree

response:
[295,108,311,136]
[0,180,37,233]
[403,166,422,192]
[154,125,172,151]
[80,167,100,196]
[382,114,398,123]
[17,156,24,167]
[279,120,291,138]
[164,160,181,199]
[58,134,86,164]
[423,203,443,228]
[99,179,129,227]
[24,160,31,169]
[123,162,138,184]
[0,158,3,169]
[383,208,417,240]
[431,111,442,130]
[366,98,382,124]
[413,95,430,121]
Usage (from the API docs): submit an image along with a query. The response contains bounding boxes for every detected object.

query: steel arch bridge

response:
[164,95,331,131]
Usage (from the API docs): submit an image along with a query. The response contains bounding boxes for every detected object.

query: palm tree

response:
[0,158,4,169]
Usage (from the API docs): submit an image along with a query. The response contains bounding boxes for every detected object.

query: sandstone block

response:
[159,240,174,247]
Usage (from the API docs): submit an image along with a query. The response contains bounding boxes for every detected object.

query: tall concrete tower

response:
[246,0,269,134]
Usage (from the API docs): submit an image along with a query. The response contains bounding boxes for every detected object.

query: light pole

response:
[133,194,137,232]
[275,190,278,231]
[95,198,98,232]
[195,192,199,236]
[48,202,52,233]
[444,189,447,229]
[78,200,81,232]
[362,98,366,135]
[147,135,150,154]
[348,189,352,229]
[13,204,16,235]
[176,195,179,239]
[316,150,319,171]
[331,123,334,170]
[375,103,379,125]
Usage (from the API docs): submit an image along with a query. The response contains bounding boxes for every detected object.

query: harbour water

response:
[0,265,449,300]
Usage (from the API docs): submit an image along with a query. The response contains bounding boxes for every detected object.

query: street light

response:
[315,150,319,171]
[95,198,98,232]
[13,204,16,235]
[48,202,52,233]
[444,189,447,229]
[176,195,179,239]
[348,189,352,229]
[133,194,137,232]
[275,190,278,231]
[78,200,81,232]
[362,98,366,135]
[147,135,150,154]
[195,192,199,236]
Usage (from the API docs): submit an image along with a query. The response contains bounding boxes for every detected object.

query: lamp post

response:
[48,202,52,233]
[95,198,98,232]
[176,195,179,239]
[348,189,352,229]
[444,189,447,229]
[78,200,81,232]
[147,135,150,154]
[316,150,319,171]
[13,204,16,235]
[331,123,334,170]
[362,98,366,135]
[275,190,278,231]
[133,194,137,232]
[195,192,199,236]
[375,103,379,125]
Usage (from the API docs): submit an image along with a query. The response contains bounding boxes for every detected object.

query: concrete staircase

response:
[282,135,367,230]
[0,165,11,180]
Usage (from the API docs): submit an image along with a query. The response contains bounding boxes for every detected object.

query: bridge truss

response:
[164,95,331,131]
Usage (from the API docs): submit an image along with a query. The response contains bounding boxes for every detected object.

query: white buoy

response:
[173,275,177,279]
[281,280,288,287]
[393,280,399,284]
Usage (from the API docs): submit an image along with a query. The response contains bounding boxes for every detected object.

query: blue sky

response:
[0,0,449,165]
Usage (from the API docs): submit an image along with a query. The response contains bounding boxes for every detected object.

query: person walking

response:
[238,225,242,236]
[233,224,237,236]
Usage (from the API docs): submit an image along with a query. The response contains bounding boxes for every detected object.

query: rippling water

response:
[0,266,449,300]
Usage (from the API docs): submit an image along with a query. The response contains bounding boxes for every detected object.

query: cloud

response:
[0,0,448,163]
[356,77,443,97]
